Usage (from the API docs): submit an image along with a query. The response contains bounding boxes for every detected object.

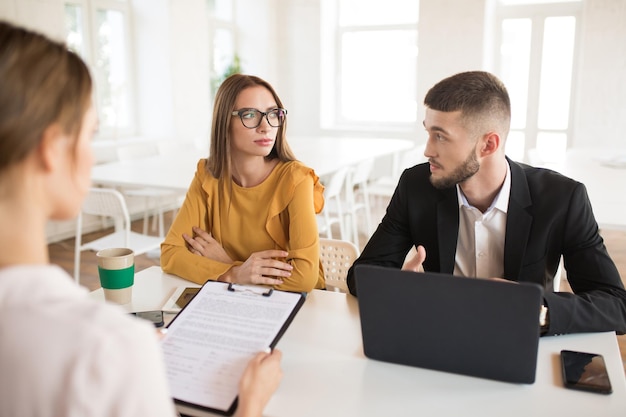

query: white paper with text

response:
[161,283,303,412]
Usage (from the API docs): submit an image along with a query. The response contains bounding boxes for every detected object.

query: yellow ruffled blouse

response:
[161,159,325,292]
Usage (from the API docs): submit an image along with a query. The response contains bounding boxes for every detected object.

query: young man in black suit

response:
[347,71,626,336]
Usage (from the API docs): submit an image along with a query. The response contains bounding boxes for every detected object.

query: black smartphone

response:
[130,310,164,328]
[560,349,612,394]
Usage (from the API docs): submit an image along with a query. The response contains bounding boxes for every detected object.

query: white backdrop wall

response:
[0,0,213,142]
[133,0,176,138]
[279,0,626,148]
[167,0,210,140]
[415,0,487,131]
[0,0,65,40]
[236,0,279,85]
[275,0,322,138]
[279,0,490,140]
[574,0,626,147]
[1,0,625,147]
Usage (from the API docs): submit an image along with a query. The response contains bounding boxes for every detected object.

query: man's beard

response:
[429,148,480,189]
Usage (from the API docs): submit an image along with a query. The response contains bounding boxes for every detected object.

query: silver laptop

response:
[354,264,543,384]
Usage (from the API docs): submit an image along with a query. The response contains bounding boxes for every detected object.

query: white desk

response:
[291,136,413,180]
[541,148,626,231]
[90,149,203,192]
[90,267,626,417]
[91,137,414,193]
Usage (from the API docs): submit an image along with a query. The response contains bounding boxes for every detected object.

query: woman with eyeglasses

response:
[161,74,325,292]
[0,21,281,417]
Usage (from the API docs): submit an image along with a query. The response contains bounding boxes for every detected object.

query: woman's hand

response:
[225,250,292,286]
[184,227,291,286]
[235,349,283,417]
[183,226,233,264]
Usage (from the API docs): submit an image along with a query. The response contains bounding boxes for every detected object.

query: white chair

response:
[344,158,375,247]
[317,166,350,240]
[319,238,359,293]
[368,143,426,203]
[116,143,183,237]
[74,187,163,284]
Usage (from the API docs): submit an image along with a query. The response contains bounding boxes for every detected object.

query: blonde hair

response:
[0,20,92,173]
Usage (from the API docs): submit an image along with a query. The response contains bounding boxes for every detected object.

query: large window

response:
[64,0,135,138]
[494,0,581,163]
[322,0,419,130]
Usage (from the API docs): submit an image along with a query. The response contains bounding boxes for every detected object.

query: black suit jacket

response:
[347,159,626,335]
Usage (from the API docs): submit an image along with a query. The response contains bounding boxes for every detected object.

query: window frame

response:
[492,0,582,162]
[64,0,137,139]
[321,0,419,132]
[207,0,239,100]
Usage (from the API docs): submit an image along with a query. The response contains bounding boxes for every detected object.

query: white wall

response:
[168,0,211,140]
[2,0,626,147]
[236,0,278,83]
[0,0,211,142]
[416,0,487,125]
[0,0,64,40]
[276,0,626,149]
[278,0,488,140]
[132,0,176,138]
[574,0,626,147]
[275,0,322,137]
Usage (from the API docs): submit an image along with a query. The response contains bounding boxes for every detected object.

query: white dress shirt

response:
[454,162,511,279]
[0,265,177,417]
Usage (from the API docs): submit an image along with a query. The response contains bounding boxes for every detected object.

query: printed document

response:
[161,282,304,413]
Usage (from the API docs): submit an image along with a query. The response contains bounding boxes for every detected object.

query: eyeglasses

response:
[231,108,287,129]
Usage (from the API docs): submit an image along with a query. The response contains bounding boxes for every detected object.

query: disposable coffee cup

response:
[96,248,135,304]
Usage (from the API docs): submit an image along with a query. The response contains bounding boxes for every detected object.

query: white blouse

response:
[0,264,177,417]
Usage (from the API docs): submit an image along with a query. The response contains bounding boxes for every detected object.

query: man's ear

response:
[37,124,64,172]
[479,132,501,156]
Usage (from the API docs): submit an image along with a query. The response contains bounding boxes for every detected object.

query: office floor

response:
[49,205,626,376]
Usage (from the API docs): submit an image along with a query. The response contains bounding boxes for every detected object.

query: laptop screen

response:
[354,264,543,384]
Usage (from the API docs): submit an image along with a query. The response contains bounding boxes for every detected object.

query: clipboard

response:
[160,280,306,416]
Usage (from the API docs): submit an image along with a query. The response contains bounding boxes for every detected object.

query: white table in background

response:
[89,266,626,417]
[541,148,626,231]
[90,137,414,192]
[90,149,203,193]
[290,136,413,180]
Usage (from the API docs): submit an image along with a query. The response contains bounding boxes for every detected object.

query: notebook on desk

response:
[354,264,543,384]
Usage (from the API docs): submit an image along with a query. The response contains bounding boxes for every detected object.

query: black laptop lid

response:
[354,265,543,384]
